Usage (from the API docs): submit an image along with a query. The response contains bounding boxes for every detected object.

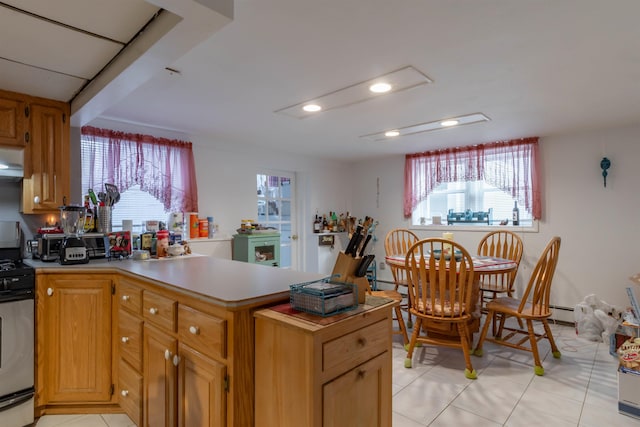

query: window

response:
[81,126,198,233]
[405,137,540,226]
[412,180,533,226]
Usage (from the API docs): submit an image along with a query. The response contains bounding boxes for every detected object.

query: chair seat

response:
[487,297,553,319]
[415,298,467,316]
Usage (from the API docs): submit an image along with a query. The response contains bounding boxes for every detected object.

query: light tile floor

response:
[36,319,637,427]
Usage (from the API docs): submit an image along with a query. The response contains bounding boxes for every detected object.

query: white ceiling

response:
[2,0,640,161]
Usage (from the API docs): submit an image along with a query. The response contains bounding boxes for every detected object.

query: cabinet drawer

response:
[143,290,177,332]
[118,359,142,427]
[322,319,388,374]
[118,309,143,371]
[118,280,142,315]
[178,305,227,359]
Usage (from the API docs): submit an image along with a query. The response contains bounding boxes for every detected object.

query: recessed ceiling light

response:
[384,130,400,137]
[302,104,322,112]
[0,163,8,170]
[369,82,392,93]
[361,113,491,141]
[275,66,432,119]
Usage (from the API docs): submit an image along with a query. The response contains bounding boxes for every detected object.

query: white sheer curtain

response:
[81,126,199,213]
[404,137,541,219]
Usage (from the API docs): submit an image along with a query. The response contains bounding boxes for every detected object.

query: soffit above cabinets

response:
[0,0,161,102]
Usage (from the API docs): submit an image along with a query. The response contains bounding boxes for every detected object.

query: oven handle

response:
[0,387,35,412]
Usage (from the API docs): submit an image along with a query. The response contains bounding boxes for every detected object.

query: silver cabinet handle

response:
[121,337,129,343]
[173,355,180,366]
[149,307,159,315]
[47,287,54,296]
[164,349,172,360]
[189,325,200,335]
[121,390,129,397]
[122,295,130,301]
[34,196,40,205]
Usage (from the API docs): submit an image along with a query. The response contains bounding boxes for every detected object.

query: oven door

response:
[0,297,34,400]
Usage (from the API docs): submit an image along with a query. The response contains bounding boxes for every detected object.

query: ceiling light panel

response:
[275,66,432,119]
[360,113,491,141]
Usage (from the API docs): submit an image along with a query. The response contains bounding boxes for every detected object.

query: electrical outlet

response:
[379,261,386,270]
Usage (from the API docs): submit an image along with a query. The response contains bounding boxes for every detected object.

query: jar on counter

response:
[156,230,169,257]
[198,219,209,238]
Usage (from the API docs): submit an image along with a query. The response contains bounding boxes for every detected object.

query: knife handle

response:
[359,234,372,257]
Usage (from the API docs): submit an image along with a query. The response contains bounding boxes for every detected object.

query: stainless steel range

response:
[0,221,35,427]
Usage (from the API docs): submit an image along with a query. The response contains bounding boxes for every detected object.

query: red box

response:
[107,231,131,256]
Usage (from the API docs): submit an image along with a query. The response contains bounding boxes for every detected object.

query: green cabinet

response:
[233,234,280,267]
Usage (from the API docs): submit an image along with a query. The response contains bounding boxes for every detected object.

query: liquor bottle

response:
[83,195,95,232]
[322,215,329,232]
[313,215,320,233]
[512,201,520,226]
[331,211,338,232]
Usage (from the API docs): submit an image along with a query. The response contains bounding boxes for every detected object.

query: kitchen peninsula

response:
[32,255,377,426]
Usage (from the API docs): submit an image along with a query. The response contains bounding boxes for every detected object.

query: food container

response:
[188,213,199,239]
[198,219,209,238]
[156,230,169,257]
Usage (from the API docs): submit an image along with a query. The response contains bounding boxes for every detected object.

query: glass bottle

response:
[512,201,520,226]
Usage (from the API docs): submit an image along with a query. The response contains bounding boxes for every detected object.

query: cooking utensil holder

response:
[97,206,112,233]
[331,251,370,304]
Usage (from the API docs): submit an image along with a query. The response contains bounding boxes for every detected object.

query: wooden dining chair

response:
[477,230,524,332]
[473,236,561,376]
[404,238,477,379]
[384,229,419,327]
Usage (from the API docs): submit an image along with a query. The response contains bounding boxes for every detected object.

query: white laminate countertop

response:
[27,255,325,309]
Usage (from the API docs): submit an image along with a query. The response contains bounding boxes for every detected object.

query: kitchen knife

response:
[350,231,363,257]
[358,234,372,257]
[344,225,362,255]
[356,254,375,277]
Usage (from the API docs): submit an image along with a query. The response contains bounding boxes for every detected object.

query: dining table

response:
[384,253,518,341]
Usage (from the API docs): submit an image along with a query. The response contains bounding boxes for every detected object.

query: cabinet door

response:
[22,102,69,213]
[144,324,178,427]
[178,343,226,427]
[41,276,113,404]
[322,352,391,427]
[0,94,26,147]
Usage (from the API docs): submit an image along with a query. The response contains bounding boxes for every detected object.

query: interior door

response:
[257,171,297,270]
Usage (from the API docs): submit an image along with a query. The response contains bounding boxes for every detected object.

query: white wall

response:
[351,124,640,317]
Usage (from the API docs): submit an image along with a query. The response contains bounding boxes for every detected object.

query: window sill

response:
[410,221,539,233]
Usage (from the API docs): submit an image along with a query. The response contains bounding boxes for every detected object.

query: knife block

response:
[331,251,370,304]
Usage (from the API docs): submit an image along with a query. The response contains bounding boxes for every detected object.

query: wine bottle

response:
[313,215,320,233]
[512,201,520,226]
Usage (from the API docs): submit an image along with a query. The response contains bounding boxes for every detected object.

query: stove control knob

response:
[47,287,54,296]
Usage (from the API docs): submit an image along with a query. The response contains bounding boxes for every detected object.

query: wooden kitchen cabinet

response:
[36,273,116,412]
[0,89,70,213]
[143,323,178,427]
[0,89,27,147]
[22,99,70,213]
[254,300,394,427]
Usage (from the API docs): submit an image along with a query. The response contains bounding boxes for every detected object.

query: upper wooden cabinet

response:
[22,100,71,213]
[0,89,71,214]
[0,90,27,147]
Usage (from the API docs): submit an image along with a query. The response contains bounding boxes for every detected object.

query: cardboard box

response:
[619,366,640,419]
